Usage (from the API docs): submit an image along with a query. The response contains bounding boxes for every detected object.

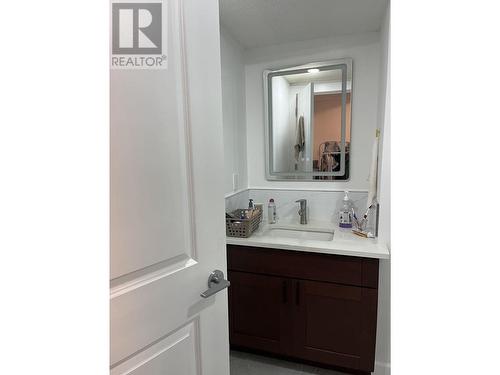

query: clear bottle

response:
[268,198,277,224]
[338,191,353,230]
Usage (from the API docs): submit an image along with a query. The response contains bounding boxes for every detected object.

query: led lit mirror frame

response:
[263,58,353,181]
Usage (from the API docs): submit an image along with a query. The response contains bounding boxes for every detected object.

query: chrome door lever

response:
[200,270,230,298]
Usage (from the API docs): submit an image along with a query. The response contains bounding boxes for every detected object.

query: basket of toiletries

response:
[226,206,262,238]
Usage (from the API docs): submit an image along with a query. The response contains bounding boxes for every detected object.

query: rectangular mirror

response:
[263,59,352,180]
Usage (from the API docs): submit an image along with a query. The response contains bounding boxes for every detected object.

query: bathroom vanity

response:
[226,223,389,374]
[224,52,389,375]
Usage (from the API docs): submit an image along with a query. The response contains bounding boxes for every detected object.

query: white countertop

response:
[226,219,390,259]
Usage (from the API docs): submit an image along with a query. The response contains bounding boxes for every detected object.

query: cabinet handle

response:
[295,280,300,306]
[282,280,287,303]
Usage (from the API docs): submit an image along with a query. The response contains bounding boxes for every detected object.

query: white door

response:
[110,1,230,374]
[297,82,314,172]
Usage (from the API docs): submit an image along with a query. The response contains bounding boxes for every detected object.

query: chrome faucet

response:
[296,199,307,224]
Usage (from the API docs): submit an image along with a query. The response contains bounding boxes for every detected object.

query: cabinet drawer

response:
[227,245,379,289]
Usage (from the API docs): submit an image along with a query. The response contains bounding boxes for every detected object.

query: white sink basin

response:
[263,227,334,241]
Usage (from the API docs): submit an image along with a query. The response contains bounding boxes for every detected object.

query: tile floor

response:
[230,350,347,375]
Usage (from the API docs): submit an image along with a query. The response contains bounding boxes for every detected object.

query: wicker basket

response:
[226,207,262,238]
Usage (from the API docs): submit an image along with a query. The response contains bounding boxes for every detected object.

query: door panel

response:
[111,323,198,375]
[110,0,229,374]
[297,83,314,172]
[110,260,199,364]
[228,271,293,356]
[110,0,192,280]
[294,280,377,371]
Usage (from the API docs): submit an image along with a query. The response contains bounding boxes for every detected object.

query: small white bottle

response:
[268,198,277,224]
[338,191,353,230]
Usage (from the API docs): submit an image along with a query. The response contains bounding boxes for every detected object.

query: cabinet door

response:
[293,280,378,372]
[228,271,293,356]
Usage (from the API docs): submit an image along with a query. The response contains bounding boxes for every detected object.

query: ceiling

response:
[219,0,388,49]
[283,69,345,85]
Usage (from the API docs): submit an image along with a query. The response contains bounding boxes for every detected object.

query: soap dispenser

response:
[268,198,276,224]
[338,191,353,230]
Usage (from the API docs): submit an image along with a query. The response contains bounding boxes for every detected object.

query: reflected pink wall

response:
[313,93,351,161]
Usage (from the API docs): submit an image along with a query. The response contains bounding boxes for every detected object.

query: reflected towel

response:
[294,115,305,161]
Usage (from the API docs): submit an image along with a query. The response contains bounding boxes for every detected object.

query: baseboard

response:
[374,361,390,375]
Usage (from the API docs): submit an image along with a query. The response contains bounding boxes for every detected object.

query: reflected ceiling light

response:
[307,68,320,73]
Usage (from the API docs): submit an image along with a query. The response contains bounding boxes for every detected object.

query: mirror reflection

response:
[266,60,352,180]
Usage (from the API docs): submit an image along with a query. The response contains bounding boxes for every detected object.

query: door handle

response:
[200,270,230,298]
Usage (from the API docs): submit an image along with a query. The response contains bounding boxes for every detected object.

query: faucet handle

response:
[295,199,307,210]
[295,199,307,211]
[295,199,308,224]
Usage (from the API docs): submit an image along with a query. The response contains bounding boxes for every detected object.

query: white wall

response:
[220,28,247,194]
[377,13,391,249]
[374,4,391,375]
[244,32,381,190]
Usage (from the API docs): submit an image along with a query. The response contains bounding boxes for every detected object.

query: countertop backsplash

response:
[225,188,368,225]
[225,189,250,213]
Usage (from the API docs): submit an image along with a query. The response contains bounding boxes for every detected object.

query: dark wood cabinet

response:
[228,271,294,356]
[294,280,378,371]
[227,245,379,374]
